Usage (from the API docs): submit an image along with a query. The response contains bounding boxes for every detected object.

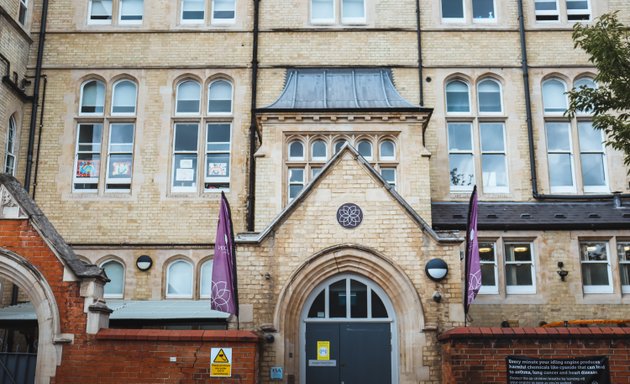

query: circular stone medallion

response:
[336,203,363,229]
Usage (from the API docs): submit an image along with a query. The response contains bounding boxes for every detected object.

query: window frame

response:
[100,259,125,299]
[211,0,236,24]
[105,123,135,192]
[73,123,103,193]
[340,0,366,24]
[479,122,509,194]
[311,0,336,24]
[5,116,17,176]
[534,0,559,22]
[118,0,144,24]
[199,259,214,299]
[580,241,613,294]
[111,79,138,116]
[441,0,465,23]
[171,123,200,193]
[577,121,608,193]
[88,0,114,24]
[310,139,328,162]
[204,122,232,191]
[478,241,499,294]
[542,78,568,115]
[80,80,106,116]
[181,0,206,24]
[288,140,306,161]
[378,140,396,161]
[176,80,202,115]
[504,242,536,294]
[477,78,503,115]
[445,80,471,114]
[566,0,590,22]
[207,79,233,116]
[165,259,194,299]
[288,167,305,202]
[447,122,476,192]
[471,0,496,23]
[18,0,28,25]
[545,121,576,194]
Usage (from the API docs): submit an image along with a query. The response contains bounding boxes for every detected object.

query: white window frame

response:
[207,79,233,115]
[478,241,499,294]
[100,260,125,299]
[105,123,135,192]
[176,80,201,115]
[340,0,366,24]
[471,0,496,23]
[79,80,106,116]
[379,140,396,161]
[380,167,396,188]
[288,140,305,161]
[18,0,28,25]
[211,0,235,24]
[310,139,328,162]
[88,0,113,24]
[504,242,536,294]
[477,78,503,115]
[5,116,17,176]
[181,0,206,24]
[479,122,509,194]
[165,259,194,299]
[111,80,137,116]
[580,242,613,294]
[618,241,630,294]
[357,139,373,161]
[566,0,590,22]
[73,123,103,193]
[445,80,471,114]
[578,121,608,193]
[311,0,335,24]
[288,167,305,202]
[545,122,576,194]
[441,0,465,22]
[542,78,568,115]
[204,123,232,191]
[447,122,475,192]
[534,0,559,22]
[200,259,214,299]
[172,123,199,193]
[119,0,144,24]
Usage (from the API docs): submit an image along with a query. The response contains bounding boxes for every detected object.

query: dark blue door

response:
[306,322,391,384]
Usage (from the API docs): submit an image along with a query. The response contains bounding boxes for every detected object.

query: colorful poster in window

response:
[207,162,228,177]
[109,160,132,177]
[76,160,100,178]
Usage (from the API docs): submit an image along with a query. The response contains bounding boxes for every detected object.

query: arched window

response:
[200,260,213,298]
[306,276,389,319]
[542,78,567,114]
[176,80,201,114]
[5,115,17,175]
[80,80,105,114]
[379,140,395,160]
[166,259,193,298]
[477,79,502,113]
[445,80,470,113]
[311,140,327,161]
[289,140,304,160]
[111,80,137,114]
[334,139,348,154]
[101,260,124,298]
[208,80,232,114]
[574,77,596,115]
[357,140,372,160]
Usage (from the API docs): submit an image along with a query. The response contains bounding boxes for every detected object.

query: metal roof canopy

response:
[261,68,423,111]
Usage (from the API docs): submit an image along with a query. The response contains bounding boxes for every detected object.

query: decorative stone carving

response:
[0,185,27,219]
[336,203,363,229]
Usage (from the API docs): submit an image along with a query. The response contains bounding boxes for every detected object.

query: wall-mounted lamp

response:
[136,255,153,271]
[557,261,568,282]
[425,258,449,282]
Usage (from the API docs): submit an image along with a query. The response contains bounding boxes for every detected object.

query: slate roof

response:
[432,201,630,230]
[0,174,106,280]
[260,68,428,111]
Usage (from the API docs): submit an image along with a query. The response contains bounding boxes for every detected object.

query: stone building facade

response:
[1,0,629,383]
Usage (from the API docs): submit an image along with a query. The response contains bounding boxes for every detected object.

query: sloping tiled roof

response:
[431,201,630,230]
[260,68,426,111]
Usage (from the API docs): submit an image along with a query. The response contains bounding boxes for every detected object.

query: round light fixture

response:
[425,258,449,282]
[136,255,153,271]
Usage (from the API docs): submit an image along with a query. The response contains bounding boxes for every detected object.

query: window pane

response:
[108,154,132,179]
[350,280,367,318]
[481,264,496,286]
[472,0,494,19]
[78,124,102,152]
[182,0,204,20]
[213,0,235,19]
[442,0,463,18]
[112,81,137,113]
[103,261,124,296]
[548,154,573,187]
[334,140,347,153]
[167,261,192,296]
[81,81,105,114]
[371,290,388,318]
[175,124,199,151]
[535,0,557,11]
[357,140,372,158]
[381,168,396,187]
[289,141,304,158]
[580,242,607,261]
[206,153,230,178]
[208,80,232,113]
[449,154,474,187]
[328,280,346,318]
[76,153,100,178]
[177,81,201,113]
[578,122,603,152]
[566,0,588,10]
[481,154,507,188]
[120,0,143,20]
[506,264,533,286]
[480,123,504,152]
[542,79,567,113]
[582,264,610,285]
[505,244,532,262]
[580,154,606,187]
[312,0,333,20]
[546,122,571,151]
[91,0,112,20]
[289,168,304,182]
[380,140,395,159]
[342,0,364,19]
[173,154,197,187]
[308,290,326,318]
[448,123,472,151]
[478,80,501,112]
[446,81,469,112]
[207,123,231,150]
[312,140,327,159]
[200,260,213,297]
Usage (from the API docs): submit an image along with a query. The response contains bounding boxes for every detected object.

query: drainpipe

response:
[31,75,47,199]
[24,0,49,194]
[517,0,630,203]
[246,0,260,231]
[415,0,423,107]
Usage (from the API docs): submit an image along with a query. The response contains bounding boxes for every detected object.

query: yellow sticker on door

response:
[317,341,330,361]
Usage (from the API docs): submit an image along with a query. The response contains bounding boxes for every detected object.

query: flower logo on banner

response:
[211,281,233,312]
[336,203,363,229]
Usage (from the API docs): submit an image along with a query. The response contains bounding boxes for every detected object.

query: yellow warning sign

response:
[213,349,229,363]
[317,341,330,361]
[210,347,232,377]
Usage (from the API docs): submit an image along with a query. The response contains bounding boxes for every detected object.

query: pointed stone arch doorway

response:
[274,246,428,384]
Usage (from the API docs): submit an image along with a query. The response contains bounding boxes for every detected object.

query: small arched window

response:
[200,260,213,299]
[542,78,567,114]
[446,80,470,113]
[334,139,348,154]
[573,77,596,115]
[166,259,193,298]
[80,80,105,114]
[5,115,17,175]
[357,140,372,160]
[477,79,502,113]
[288,140,304,160]
[379,140,395,160]
[208,80,232,114]
[112,80,137,114]
[311,140,327,161]
[176,80,201,114]
[101,260,124,298]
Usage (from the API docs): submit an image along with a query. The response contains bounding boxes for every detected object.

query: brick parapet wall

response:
[439,327,630,384]
[53,329,261,384]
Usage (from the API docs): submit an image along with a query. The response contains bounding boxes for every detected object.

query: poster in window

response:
[180,159,193,169]
[176,168,195,181]
[207,162,228,177]
[109,160,132,178]
[76,160,100,178]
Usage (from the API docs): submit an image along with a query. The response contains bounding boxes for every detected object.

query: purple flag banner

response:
[211,192,238,316]
[464,185,481,315]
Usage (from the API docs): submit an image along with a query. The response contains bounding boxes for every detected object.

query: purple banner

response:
[464,186,480,314]
[211,192,238,316]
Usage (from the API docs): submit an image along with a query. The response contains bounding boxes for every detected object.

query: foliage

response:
[566,12,630,166]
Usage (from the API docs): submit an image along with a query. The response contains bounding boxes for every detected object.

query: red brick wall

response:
[439,327,630,384]
[52,329,260,384]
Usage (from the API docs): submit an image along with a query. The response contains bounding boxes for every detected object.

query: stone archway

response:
[274,245,428,383]
[0,248,63,384]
